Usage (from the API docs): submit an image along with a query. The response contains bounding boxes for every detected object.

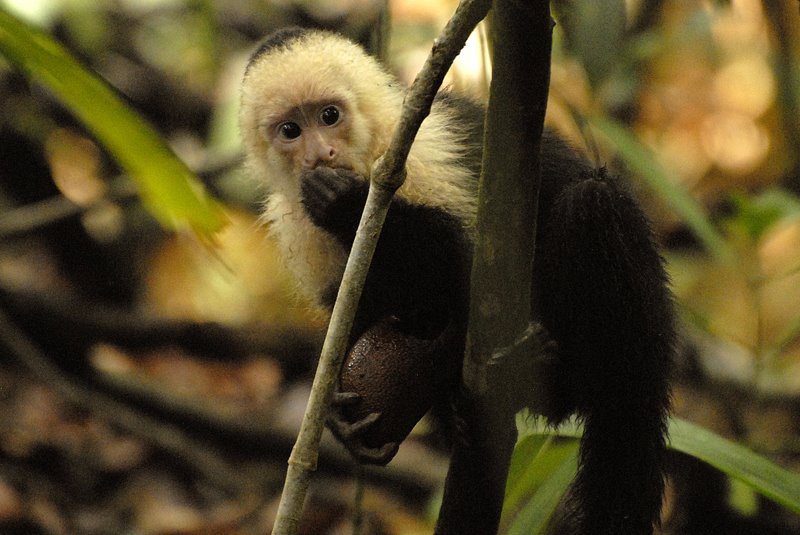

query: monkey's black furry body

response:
[242,28,674,535]
[302,110,674,535]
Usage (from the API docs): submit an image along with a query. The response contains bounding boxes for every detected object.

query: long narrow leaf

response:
[504,434,553,512]
[0,9,225,235]
[505,442,579,535]
[669,417,800,514]
[589,116,735,265]
[539,418,800,514]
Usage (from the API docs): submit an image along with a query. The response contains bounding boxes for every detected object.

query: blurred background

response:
[0,0,799,533]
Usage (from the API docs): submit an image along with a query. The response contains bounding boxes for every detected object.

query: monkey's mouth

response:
[324,163,368,178]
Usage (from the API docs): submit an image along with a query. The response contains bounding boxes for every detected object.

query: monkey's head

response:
[240,28,403,201]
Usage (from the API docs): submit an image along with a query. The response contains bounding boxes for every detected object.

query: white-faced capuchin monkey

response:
[240,27,674,535]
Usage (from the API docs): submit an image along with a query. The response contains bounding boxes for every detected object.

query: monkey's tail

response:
[535,169,675,535]
[567,397,670,535]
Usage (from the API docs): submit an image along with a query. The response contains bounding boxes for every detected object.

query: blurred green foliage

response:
[0,7,225,234]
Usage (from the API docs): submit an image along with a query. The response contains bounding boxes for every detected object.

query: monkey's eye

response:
[320,105,340,126]
[278,122,302,140]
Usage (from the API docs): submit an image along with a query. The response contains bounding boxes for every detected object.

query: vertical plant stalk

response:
[270,1,492,533]
[436,0,554,533]
[762,1,800,195]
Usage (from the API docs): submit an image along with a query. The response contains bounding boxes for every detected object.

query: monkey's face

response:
[240,31,402,201]
[241,86,373,201]
[263,100,355,176]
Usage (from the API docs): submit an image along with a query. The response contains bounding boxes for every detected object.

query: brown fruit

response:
[339,317,437,448]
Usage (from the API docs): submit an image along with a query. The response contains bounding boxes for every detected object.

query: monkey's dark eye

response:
[278,122,302,140]
[320,105,340,126]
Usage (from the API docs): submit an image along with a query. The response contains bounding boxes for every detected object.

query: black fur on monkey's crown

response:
[246,26,309,75]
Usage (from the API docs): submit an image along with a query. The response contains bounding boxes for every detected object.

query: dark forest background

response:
[1,0,799,533]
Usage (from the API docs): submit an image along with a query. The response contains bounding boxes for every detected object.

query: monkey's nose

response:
[303,134,337,169]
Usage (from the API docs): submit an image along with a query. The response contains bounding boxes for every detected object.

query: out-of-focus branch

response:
[0,306,256,495]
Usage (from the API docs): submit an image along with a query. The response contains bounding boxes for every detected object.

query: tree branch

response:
[0,153,246,240]
[270,1,492,533]
[0,283,321,376]
[436,0,554,533]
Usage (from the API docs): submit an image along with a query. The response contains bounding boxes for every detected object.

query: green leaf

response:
[504,434,550,507]
[589,116,736,265]
[728,188,800,241]
[507,417,800,526]
[504,438,579,535]
[669,418,800,514]
[0,8,225,235]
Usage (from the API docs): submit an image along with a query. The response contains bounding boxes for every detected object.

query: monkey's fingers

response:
[351,441,399,465]
[330,391,361,406]
[300,168,340,219]
[326,411,399,465]
[486,322,561,415]
[328,411,381,436]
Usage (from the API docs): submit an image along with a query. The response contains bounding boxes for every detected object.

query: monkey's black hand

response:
[327,391,400,465]
[301,167,368,243]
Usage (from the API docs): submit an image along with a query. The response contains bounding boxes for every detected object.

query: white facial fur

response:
[241,30,478,306]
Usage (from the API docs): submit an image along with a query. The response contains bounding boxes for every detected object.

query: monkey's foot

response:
[487,322,560,414]
[327,391,400,465]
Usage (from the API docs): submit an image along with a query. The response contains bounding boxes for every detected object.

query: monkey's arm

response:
[302,167,471,463]
[301,166,470,337]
